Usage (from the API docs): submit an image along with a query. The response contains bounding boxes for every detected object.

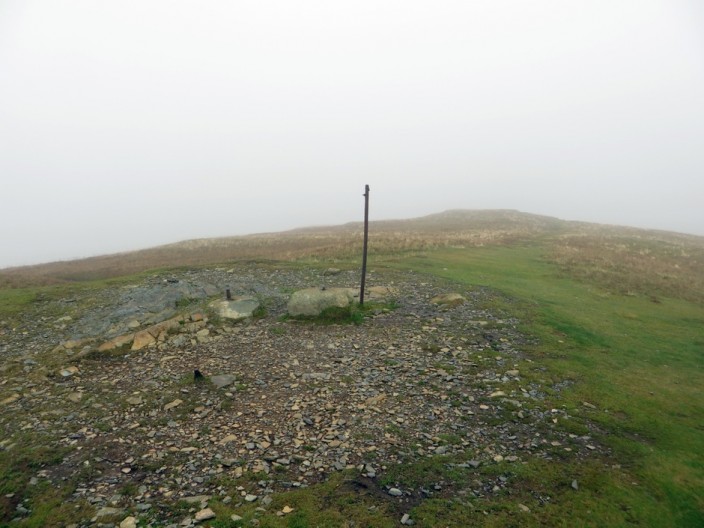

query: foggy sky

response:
[1,0,703,268]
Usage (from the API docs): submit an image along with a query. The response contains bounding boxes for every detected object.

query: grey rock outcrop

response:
[287,287,354,317]
[209,297,260,321]
[210,374,237,389]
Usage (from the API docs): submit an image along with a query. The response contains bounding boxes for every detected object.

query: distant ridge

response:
[288,209,566,233]
[1,209,702,287]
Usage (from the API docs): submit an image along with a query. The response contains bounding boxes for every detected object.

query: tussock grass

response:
[549,232,704,305]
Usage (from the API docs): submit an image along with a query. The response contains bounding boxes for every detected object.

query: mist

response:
[1,0,703,268]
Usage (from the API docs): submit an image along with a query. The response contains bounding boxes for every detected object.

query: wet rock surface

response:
[0,264,603,525]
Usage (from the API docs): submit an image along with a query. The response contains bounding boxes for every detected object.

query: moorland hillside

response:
[2,210,703,304]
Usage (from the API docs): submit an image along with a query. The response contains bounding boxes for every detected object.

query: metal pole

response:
[360,185,370,306]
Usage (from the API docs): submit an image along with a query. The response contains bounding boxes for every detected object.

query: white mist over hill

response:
[1,0,703,267]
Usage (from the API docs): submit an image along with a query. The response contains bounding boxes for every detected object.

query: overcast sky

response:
[1,0,703,268]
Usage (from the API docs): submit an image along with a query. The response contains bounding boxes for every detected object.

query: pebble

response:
[119,516,138,528]
[195,508,216,521]
[164,399,183,411]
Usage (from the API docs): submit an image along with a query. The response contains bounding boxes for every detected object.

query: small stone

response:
[430,293,466,307]
[571,480,579,490]
[195,508,216,521]
[489,391,506,398]
[164,399,183,411]
[210,374,236,389]
[67,392,83,403]
[245,494,258,502]
[493,455,504,463]
[231,514,243,522]
[60,366,79,377]
[518,503,530,512]
[1,394,21,406]
[282,506,294,514]
[182,495,211,504]
[388,488,403,497]
[434,445,448,455]
[401,513,414,525]
[120,516,138,528]
[95,506,124,518]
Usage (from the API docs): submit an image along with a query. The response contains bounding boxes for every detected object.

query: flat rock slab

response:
[365,285,398,301]
[287,287,354,317]
[209,297,260,321]
[98,333,135,352]
[132,316,183,351]
[430,293,467,308]
[210,374,237,389]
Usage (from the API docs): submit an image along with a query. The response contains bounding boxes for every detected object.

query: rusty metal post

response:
[360,185,370,306]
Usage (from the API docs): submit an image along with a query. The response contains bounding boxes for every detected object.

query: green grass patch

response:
[385,246,704,526]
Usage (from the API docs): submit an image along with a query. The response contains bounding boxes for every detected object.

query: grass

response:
[207,471,398,528]
[0,434,95,527]
[384,245,704,526]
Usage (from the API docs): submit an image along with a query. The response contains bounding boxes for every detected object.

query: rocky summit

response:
[0,264,603,526]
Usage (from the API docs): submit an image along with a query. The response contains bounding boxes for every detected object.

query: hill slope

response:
[1,209,703,304]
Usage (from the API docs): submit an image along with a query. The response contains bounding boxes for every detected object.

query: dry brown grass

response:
[549,228,704,304]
